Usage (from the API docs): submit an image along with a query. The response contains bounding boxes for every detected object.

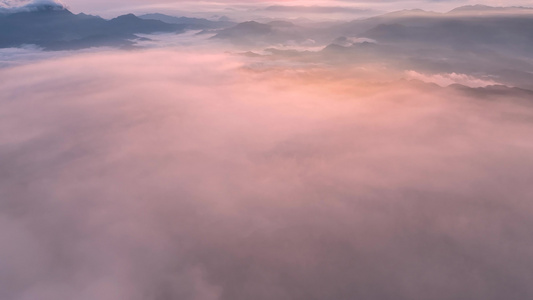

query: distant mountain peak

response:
[450,5,497,12]
[267,20,296,28]
[138,13,235,30]
[230,21,272,32]
[0,6,185,50]
[238,21,263,26]
[218,16,231,22]
[114,13,138,20]
[448,5,533,14]
[383,8,436,17]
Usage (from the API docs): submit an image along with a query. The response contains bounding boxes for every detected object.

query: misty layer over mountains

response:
[0,7,186,50]
[1,2,533,300]
[0,1,230,50]
[2,3,533,89]
[1,49,533,300]
[215,5,533,89]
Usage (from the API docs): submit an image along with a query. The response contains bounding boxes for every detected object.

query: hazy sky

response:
[4,0,533,17]
[65,0,533,14]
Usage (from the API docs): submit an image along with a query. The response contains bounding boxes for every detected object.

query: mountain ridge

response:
[0,7,185,50]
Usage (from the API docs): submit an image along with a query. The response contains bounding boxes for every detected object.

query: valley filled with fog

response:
[1,1,533,300]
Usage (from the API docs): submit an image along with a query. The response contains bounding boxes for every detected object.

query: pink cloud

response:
[1,49,533,300]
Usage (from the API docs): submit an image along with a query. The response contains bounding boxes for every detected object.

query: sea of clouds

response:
[1,49,533,300]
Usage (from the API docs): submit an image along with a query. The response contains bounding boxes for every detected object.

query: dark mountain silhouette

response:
[266,20,298,28]
[205,5,533,48]
[211,20,311,46]
[248,5,533,90]
[3,3,533,55]
[322,5,533,58]
[139,13,234,29]
[215,21,272,36]
[333,5,533,35]
[360,17,533,55]
[0,5,186,50]
[211,21,273,45]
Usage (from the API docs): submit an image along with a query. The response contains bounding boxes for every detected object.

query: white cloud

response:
[406,70,500,87]
[0,0,65,12]
[1,49,533,300]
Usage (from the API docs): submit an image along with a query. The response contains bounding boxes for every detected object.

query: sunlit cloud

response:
[1,49,533,300]
[2,0,533,298]
[405,70,500,87]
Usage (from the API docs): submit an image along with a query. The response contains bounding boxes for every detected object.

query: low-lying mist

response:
[1,49,533,300]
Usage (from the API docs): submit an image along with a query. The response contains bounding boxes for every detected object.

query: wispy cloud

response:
[406,70,500,87]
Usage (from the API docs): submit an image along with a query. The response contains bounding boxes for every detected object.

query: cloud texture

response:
[0,0,65,12]
[1,49,533,300]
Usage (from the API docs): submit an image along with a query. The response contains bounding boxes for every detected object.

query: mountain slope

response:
[211,20,311,46]
[139,13,234,29]
[0,6,186,50]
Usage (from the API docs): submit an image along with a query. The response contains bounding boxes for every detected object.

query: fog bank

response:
[1,49,533,300]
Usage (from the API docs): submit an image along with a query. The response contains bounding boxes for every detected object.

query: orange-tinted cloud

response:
[1,49,533,300]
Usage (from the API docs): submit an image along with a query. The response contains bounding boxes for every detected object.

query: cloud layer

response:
[0,0,65,10]
[1,49,533,300]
